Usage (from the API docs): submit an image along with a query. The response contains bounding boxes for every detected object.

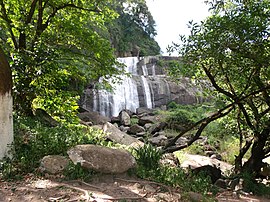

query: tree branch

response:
[218,59,237,96]
[36,0,43,37]
[234,137,253,172]
[202,63,236,99]
[19,0,38,49]
[163,103,234,152]
[163,84,270,153]
[43,3,100,34]
[164,105,234,153]
[31,2,100,49]
[237,102,256,132]
[0,0,18,48]
[26,0,38,24]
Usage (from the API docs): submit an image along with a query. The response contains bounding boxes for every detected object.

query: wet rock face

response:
[80,56,205,118]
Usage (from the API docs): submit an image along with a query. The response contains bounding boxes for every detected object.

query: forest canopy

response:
[168,0,270,175]
[0,0,160,117]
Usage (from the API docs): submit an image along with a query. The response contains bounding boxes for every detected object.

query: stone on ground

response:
[67,144,137,174]
[103,122,144,147]
[40,155,69,174]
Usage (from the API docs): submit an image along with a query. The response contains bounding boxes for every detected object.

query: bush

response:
[132,144,162,169]
[166,103,216,130]
[0,114,107,178]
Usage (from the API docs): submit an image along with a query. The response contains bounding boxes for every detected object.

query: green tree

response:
[108,0,160,57]
[166,0,270,175]
[0,0,124,116]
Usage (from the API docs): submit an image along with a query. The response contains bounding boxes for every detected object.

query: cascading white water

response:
[111,76,139,116]
[151,64,156,76]
[83,56,202,118]
[94,57,143,117]
[141,76,152,108]
[142,64,148,76]
[118,57,138,75]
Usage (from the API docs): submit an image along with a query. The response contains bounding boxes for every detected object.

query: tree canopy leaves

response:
[168,0,270,174]
[108,0,160,57]
[0,0,159,116]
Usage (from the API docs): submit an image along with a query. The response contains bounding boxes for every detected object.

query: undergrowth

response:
[0,114,107,179]
[132,144,218,198]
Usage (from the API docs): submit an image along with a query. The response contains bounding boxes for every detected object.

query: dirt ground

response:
[1,174,270,202]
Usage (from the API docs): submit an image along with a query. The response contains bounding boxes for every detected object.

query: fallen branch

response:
[67,180,102,190]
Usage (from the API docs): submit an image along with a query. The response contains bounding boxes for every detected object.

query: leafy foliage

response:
[108,0,160,57]
[0,114,107,178]
[168,0,270,175]
[133,144,162,169]
[0,0,124,116]
[63,162,96,181]
[135,163,217,197]
[166,102,216,128]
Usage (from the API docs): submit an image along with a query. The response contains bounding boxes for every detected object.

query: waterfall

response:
[151,64,156,76]
[93,57,145,117]
[141,76,152,108]
[82,56,202,118]
[142,64,148,76]
[111,76,139,117]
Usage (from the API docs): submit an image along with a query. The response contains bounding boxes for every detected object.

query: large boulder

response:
[138,116,157,126]
[192,165,222,183]
[120,111,131,126]
[103,122,144,147]
[78,111,110,125]
[136,107,155,117]
[148,122,167,134]
[128,124,145,134]
[179,154,233,175]
[67,144,137,174]
[40,155,69,174]
[148,135,168,146]
[34,108,59,127]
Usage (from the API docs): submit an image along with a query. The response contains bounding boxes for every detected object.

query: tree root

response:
[115,178,174,195]
[59,183,91,201]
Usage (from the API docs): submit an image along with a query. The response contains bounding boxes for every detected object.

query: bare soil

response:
[1,173,270,202]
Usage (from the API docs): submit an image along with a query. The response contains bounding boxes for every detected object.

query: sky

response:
[146,0,210,55]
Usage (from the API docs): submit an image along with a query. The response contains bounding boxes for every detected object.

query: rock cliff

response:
[80,56,205,117]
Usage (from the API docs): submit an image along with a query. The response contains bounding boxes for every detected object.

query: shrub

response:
[132,144,162,169]
[0,114,107,178]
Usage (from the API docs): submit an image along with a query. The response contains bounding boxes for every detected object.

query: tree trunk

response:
[0,47,13,159]
[242,124,270,175]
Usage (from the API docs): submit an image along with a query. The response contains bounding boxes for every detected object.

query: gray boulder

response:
[192,165,221,183]
[148,135,168,146]
[180,154,233,175]
[40,155,69,174]
[129,124,145,134]
[138,116,156,126]
[148,122,167,134]
[67,144,136,174]
[119,125,130,133]
[120,111,131,126]
[144,123,153,130]
[136,107,155,117]
[175,137,189,145]
[103,122,144,147]
[34,108,59,127]
[78,111,110,125]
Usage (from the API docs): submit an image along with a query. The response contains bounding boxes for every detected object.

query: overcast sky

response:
[146,0,210,55]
